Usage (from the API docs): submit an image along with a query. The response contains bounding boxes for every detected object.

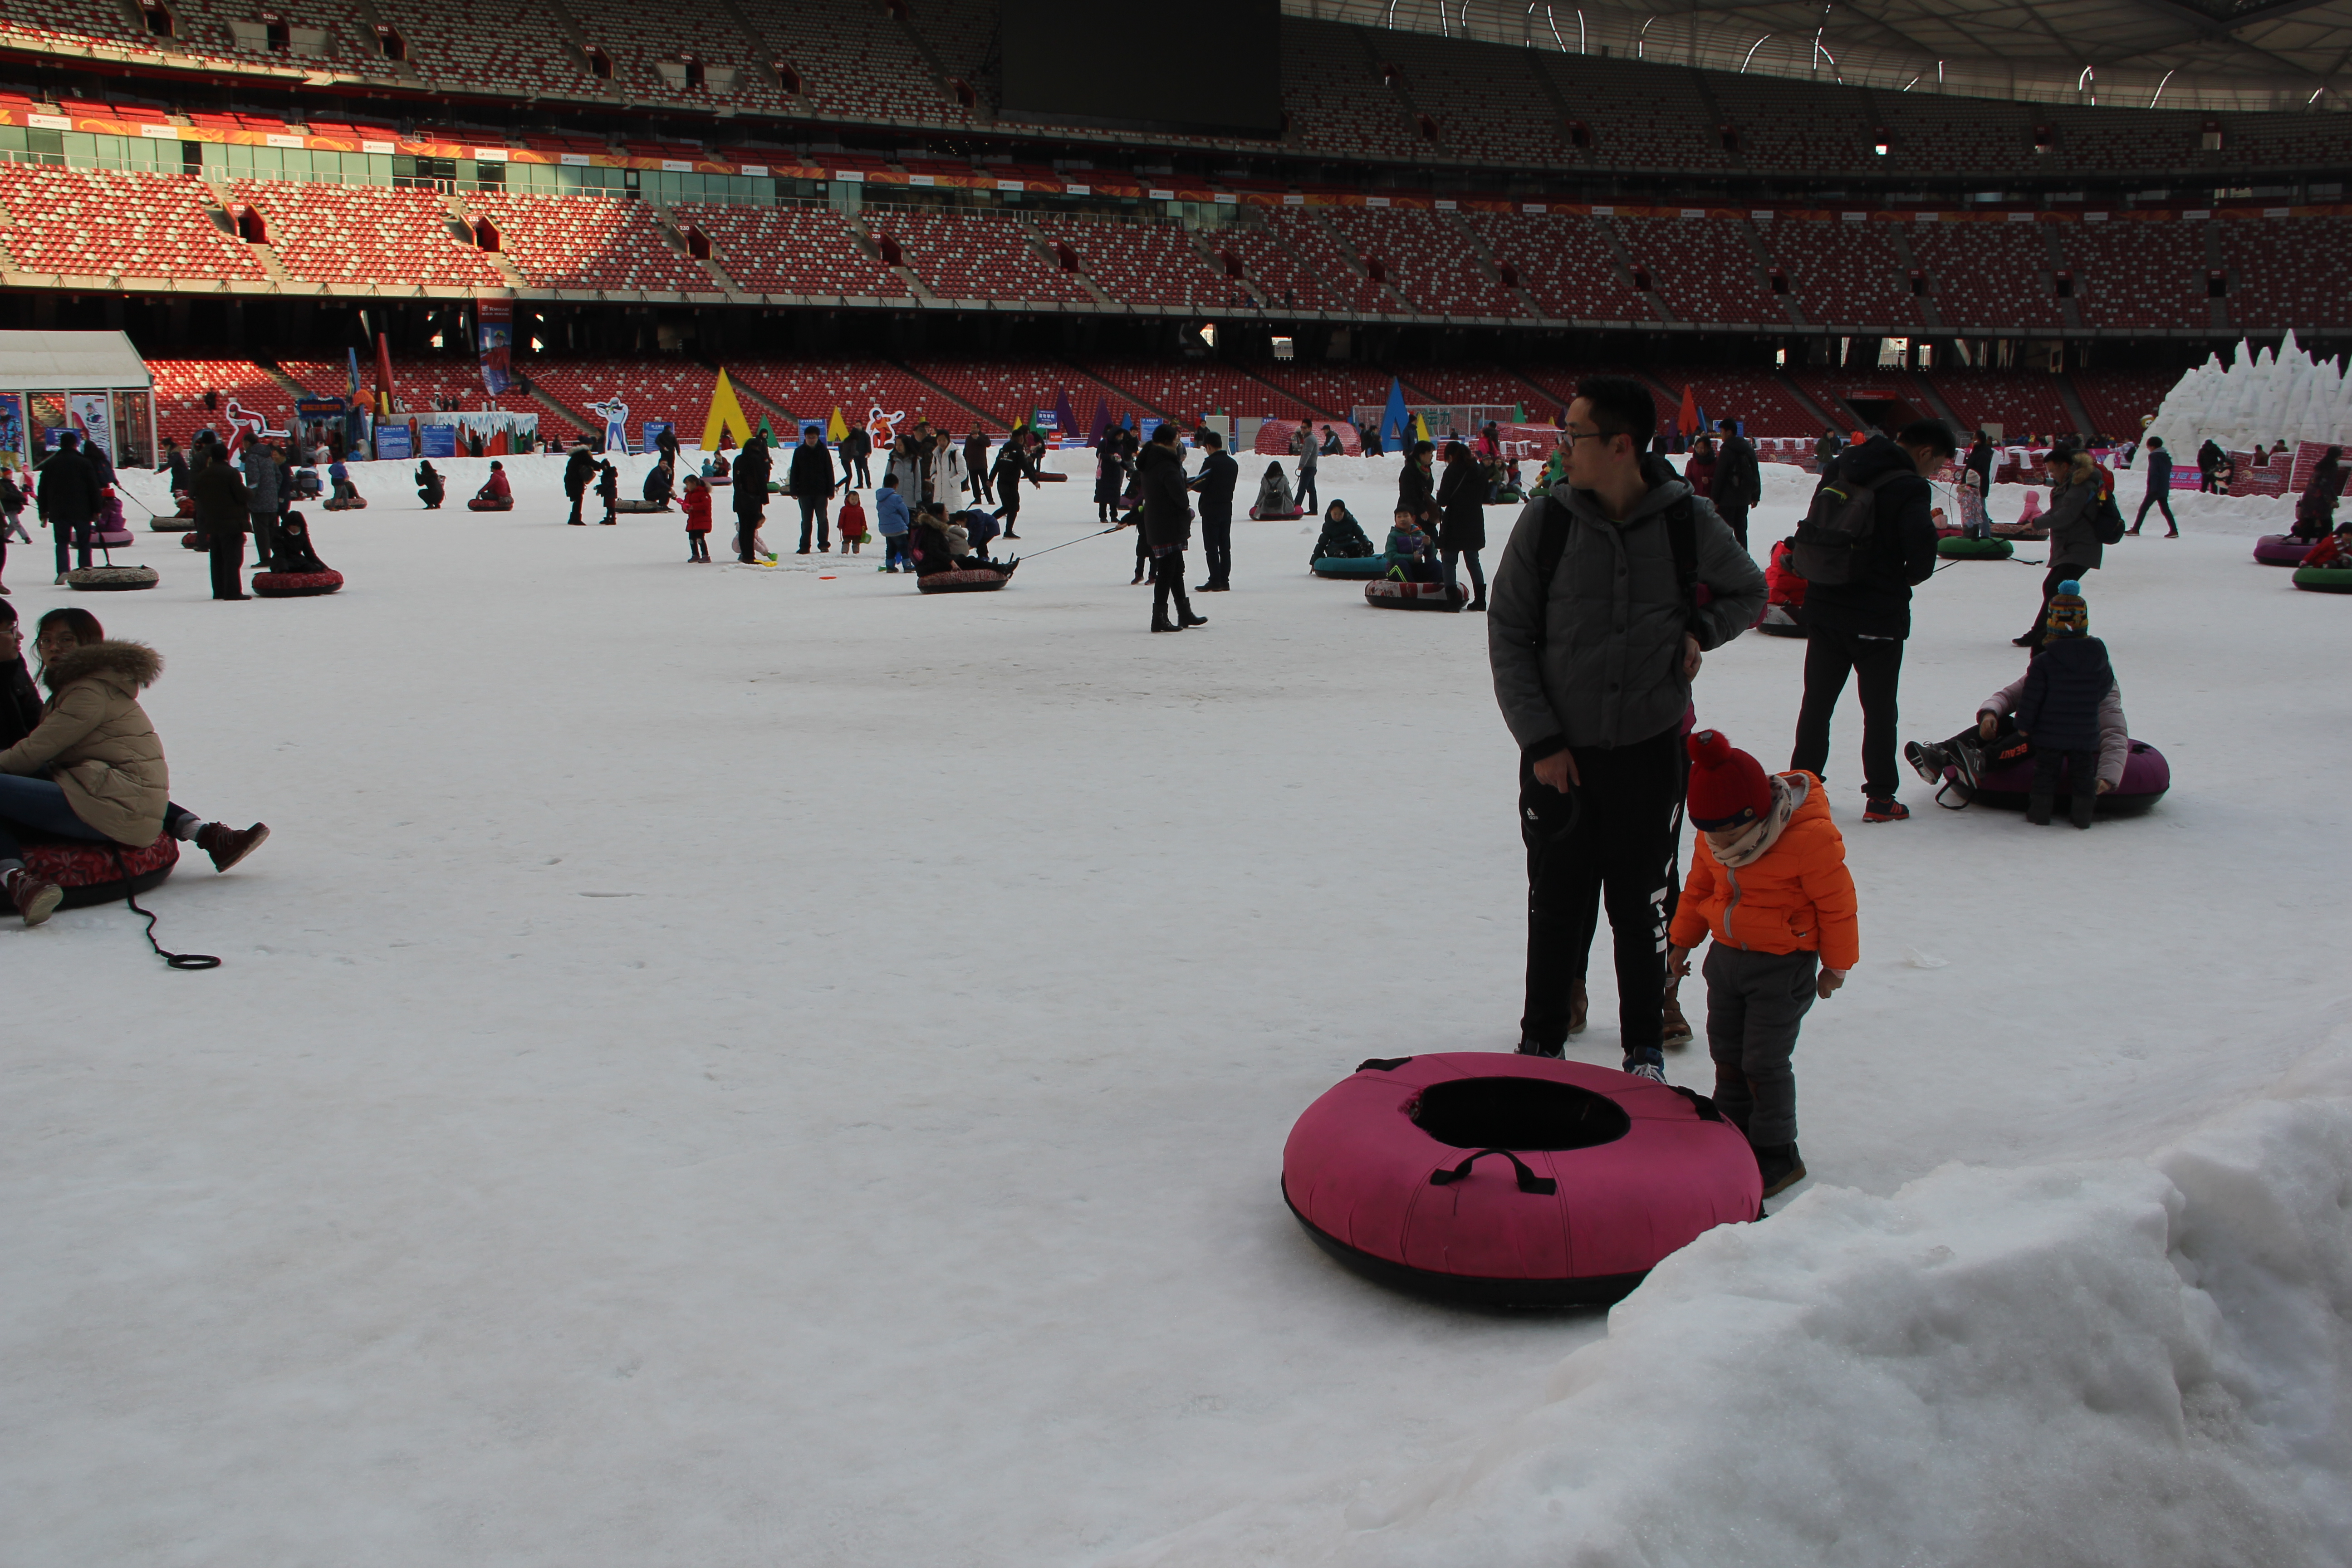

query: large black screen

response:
[997,0,1283,139]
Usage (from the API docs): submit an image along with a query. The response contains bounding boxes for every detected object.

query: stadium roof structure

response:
[0,331,151,394]
[1309,0,2350,113]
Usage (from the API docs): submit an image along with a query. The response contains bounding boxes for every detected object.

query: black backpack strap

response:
[1530,496,1573,651]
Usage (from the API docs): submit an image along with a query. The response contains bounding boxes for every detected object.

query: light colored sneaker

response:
[6,867,63,926]
[1623,1055,1668,1084]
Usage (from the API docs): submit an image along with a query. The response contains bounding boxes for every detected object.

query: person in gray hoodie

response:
[2013,447,2105,646]
[1488,375,1765,1076]
[241,437,281,572]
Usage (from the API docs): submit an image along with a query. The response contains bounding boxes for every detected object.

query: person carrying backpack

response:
[1488,376,1765,1078]
[2014,447,2110,647]
[1710,418,1762,547]
[1788,421,1953,823]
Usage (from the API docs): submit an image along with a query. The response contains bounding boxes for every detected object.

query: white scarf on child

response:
[1710,773,1806,869]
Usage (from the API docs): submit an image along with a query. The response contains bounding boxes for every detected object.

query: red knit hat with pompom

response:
[1686,729,1772,831]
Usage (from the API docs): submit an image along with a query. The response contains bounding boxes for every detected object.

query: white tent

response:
[0,329,157,470]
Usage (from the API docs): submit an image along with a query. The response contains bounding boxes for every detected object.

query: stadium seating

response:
[2066,368,2176,441]
[2060,221,2207,330]
[1879,96,2038,174]
[729,358,960,431]
[147,359,296,448]
[1465,211,1645,321]
[1078,359,1316,421]
[1916,371,2077,441]
[387,0,589,96]
[899,358,1073,430]
[669,203,906,298]
[1540,55,1723,170]
[1260,210,1400,315]
[231,179,507,289]
[1377,34,1573,167]
[876,207,1090,304]
[519,358,720,435]
[1325,207,1524,318]
[1769,219,1919,328]
[1617,216,1781,324]
[561,0,787,109]
[1658,371,1822,439]
[1031,216,1232,309]
[1390,363,1542,410]
[1209,222,1346,313]
[1707,74,1878,173]
[1244,364,1399,423]
[0,165,266,280]
[2216,217,2352,331]
[465,191,711,292]
[1280,18,1423,162]
[1907,222,2064,331]
[744,1,969,126]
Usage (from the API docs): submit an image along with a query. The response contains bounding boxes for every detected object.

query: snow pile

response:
[2146,331,2352,455]
[1115,1052,2352,1568]
[1980,480,2296,534]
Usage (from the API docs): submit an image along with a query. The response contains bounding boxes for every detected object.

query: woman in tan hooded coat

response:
[0,609,266,926]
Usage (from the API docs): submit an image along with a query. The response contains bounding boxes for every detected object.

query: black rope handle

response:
[1668,1084,1725,1122]
[1429,1148,1557,1196]
[112,847,220,969]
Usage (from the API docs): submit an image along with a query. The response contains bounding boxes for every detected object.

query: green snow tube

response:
[1312,556,1389,579]
[1938,536,2014,561]
[2292,564,2352,593]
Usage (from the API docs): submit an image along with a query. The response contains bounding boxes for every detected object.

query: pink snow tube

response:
[1283,1053,1762,1306]
[2254,534,2315,566]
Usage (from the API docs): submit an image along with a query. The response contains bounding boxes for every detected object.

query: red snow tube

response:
[916,563,1018,593]
[253,569,344,597]
[467,497,515,512]
[1944,739,2170,814]
[2254,534,2314,566]
[1364,579,1462,611]
[1284,1053,1762,1306]
[20,831,180,909]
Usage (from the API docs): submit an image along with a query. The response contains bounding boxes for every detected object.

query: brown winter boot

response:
[1568,980,1589,1036]
[196,822,270,872]
[5,867,63,926]
[1660,985,1695,1048]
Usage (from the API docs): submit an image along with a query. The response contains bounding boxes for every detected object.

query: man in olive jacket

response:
[1488,376,1764,1074]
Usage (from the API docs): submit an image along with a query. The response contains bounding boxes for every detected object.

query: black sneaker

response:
[1755,1142,1807,1198]
[1904,740,1950,785]
[1515,1037,1564,1059]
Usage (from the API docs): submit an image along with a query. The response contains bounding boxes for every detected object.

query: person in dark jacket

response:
[993,431,1039,542]
[2197,438,2225,494]
[0,466,22,590]
[964,430,993,505]
[415,459,445,509]
[1710,419,1762,548]
[241,438,281,572]
[1188,430,1240,591]
[2130,436,2177,536]
[1397,441,1438,534]
[1435,439,1489,610]
[1093,427,1125,524]
[160,437,191,498]
[36,430,101,582]
[563,445,596,526]
[596,460,619,525]
[1788,421,1954,820]
[187,439,251,599]
[839,423,872,488]
[2015,448,2106,646]
[788,426,837,553]
[0,602,41,746]
[1138,425,1203,632]
[1814,429,1842,467]
[1311,500,1375,562]
[1488,376,1765,1075]
[1965,431,1995,497]
[732,434,772,563]
[642,456,675,508]
[2014,581,2115,828]
[2295,446,2345,541]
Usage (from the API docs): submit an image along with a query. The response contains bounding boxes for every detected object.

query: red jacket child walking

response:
[837,492,869,555]
[681,475,714,562]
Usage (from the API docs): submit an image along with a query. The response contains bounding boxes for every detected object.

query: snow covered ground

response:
[4,451,2345,1566]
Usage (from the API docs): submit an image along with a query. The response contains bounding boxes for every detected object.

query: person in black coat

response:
[1710,419,1762,548]
[159,437,191,498]
[563,445,596,526]
[993,431,1039,542]
[415,460,446,509]
[1965,431,1995,498]
[839,423,872,488]
[187,439,251,599]
[596,460,619,525]
[1434,439,1489,609]
[964,430,993,505]
[1397,440,1438,535]
[787,426,837,553]
[2014,581,2115,829]
[1093,428,1124,524]
[2196,438,2225,494]
[1788,420,1955,818]
[36,431,102,581]
[1188,430,1240,591]
[1137,425,1202,632]
[731,434,772,563]
[0,601,42,748]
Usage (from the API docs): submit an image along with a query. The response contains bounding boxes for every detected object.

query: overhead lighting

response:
[2151,68,2175,108]
[1740,33,1773,71]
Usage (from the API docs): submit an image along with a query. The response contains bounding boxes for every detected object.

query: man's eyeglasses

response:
[1561,427,1624,447]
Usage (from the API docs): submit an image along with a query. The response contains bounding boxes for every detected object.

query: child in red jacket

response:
[681,474,713,562]
[1666,729,1859,1198]
[837,491,869,555]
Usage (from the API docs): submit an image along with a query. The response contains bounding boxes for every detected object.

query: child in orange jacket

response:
[681,474,713,562]
[1666,729,1859,1198]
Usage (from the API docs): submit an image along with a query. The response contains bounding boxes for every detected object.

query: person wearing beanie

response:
[2012,581,2116,828]
[1491,376,1765,1076]
[1667,729,1858,1197]
[2015,450,2107,647]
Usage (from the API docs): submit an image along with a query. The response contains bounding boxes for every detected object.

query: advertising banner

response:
[419,423,459,459]
[69,392,112,458]
[477,297,514,397]
[374,424,413,461]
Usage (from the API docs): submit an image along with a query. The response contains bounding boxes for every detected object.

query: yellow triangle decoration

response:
[701,368,756,451]
[827,406,850,442]
[1411,412,1432,443]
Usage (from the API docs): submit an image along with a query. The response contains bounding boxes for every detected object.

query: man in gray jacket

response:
[1488,376,1765,1076]
[241,437,281,572]
[1293,420,1319,515]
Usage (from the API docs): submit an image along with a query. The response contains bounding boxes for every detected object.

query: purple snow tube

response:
[1948,739,2171,815]
[2254,534,2315,567]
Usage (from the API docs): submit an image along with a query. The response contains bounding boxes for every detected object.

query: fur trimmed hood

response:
[43,639,162,694]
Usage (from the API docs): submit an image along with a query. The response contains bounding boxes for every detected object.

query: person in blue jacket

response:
[2128,436,2177,537]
